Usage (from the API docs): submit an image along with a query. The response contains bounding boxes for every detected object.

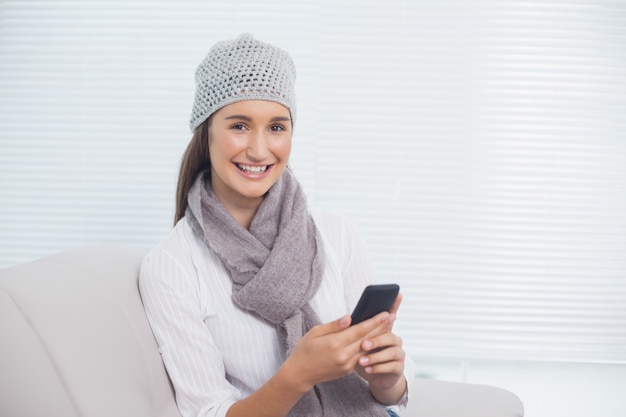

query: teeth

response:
[237,163,267,174]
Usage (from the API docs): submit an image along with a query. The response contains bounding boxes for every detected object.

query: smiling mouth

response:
[236,163,269,174]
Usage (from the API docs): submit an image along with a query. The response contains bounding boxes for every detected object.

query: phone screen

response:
[350,284,399,326]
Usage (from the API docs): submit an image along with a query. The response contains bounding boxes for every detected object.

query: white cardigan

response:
[139,207,414,417]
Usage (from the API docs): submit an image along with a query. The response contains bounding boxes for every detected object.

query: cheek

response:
[207,140,217,163]
[208,134,238,161]
[277,137,292,159]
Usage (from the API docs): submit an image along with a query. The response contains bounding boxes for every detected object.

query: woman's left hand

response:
[355,294,407,405]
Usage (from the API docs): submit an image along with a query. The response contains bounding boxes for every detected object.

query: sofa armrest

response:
[403,378,524,417]
[0,245,182,417]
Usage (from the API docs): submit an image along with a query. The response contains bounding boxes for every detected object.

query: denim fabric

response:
[387,409,401,417]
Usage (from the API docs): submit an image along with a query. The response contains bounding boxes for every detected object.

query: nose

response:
[246,131,270,162]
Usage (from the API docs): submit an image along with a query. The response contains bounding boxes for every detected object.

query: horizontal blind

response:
[1,0,625,364]
[315,1,626,363]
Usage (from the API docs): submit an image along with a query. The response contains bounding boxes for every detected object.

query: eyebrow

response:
[223,115,291,123]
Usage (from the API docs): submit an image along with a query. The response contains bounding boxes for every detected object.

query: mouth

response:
[235,163,271,174]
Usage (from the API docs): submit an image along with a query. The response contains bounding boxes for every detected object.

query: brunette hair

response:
[175,118,211,224]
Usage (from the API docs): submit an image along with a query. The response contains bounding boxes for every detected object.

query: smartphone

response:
[350,284,400,326]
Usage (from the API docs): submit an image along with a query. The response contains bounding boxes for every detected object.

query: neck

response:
[209,178,266,230]
[223,202,258,229]
[213,191,264,230]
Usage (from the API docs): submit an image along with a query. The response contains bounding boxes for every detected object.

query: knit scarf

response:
[185,169,388,417]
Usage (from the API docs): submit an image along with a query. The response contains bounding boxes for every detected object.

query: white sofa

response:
[0,245,524,417]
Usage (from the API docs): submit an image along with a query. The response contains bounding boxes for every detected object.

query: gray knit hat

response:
[189,33,297,132]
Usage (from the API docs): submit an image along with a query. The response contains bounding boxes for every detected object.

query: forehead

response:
[215,100,291,120]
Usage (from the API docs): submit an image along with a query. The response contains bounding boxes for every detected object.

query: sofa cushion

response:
[0,245,182,417]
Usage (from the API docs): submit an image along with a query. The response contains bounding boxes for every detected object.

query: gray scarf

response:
[186,169,388,417]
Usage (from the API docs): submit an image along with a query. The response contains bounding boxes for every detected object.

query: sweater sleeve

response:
[139,243,239,417]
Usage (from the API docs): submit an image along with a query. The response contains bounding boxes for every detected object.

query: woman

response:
[139,33,413,417]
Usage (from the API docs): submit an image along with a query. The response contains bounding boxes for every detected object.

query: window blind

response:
[1,0,625,364]
[314,1,626,363]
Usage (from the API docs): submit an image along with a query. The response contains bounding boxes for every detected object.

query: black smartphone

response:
[350,284,400,326]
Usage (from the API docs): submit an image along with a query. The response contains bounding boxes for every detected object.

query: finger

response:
[361,357,405,376]
[313,311,392,359]
[359,345,406,371]
[348,311,392,341]
[388,293,403,316]
[309,315,351,337]
[337,314,351,330]
[360,332,402,358]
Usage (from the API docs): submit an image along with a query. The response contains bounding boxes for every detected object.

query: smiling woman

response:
[139,33,413,417]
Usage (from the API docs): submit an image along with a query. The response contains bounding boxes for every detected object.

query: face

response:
[208,100,292,212]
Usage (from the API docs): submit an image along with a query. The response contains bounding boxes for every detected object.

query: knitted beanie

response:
[189,33,297,132]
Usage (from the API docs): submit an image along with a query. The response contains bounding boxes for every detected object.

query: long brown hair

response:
[175,118,211,224]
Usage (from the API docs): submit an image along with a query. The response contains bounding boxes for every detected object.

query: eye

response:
[230,123,247,131]
[270,124,286,132]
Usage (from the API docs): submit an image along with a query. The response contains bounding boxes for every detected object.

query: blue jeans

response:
[387,410,401,417]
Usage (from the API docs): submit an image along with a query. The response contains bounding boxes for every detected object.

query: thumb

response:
[322,314,352,333]
[336,314,352,330]
[308,315,352,338]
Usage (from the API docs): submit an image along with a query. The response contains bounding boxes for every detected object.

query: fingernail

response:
[360,356,370,365]
[363,340,373,350]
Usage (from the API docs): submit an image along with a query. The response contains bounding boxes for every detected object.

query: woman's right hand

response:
[284,312,395,393]
[226,313,395,417]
